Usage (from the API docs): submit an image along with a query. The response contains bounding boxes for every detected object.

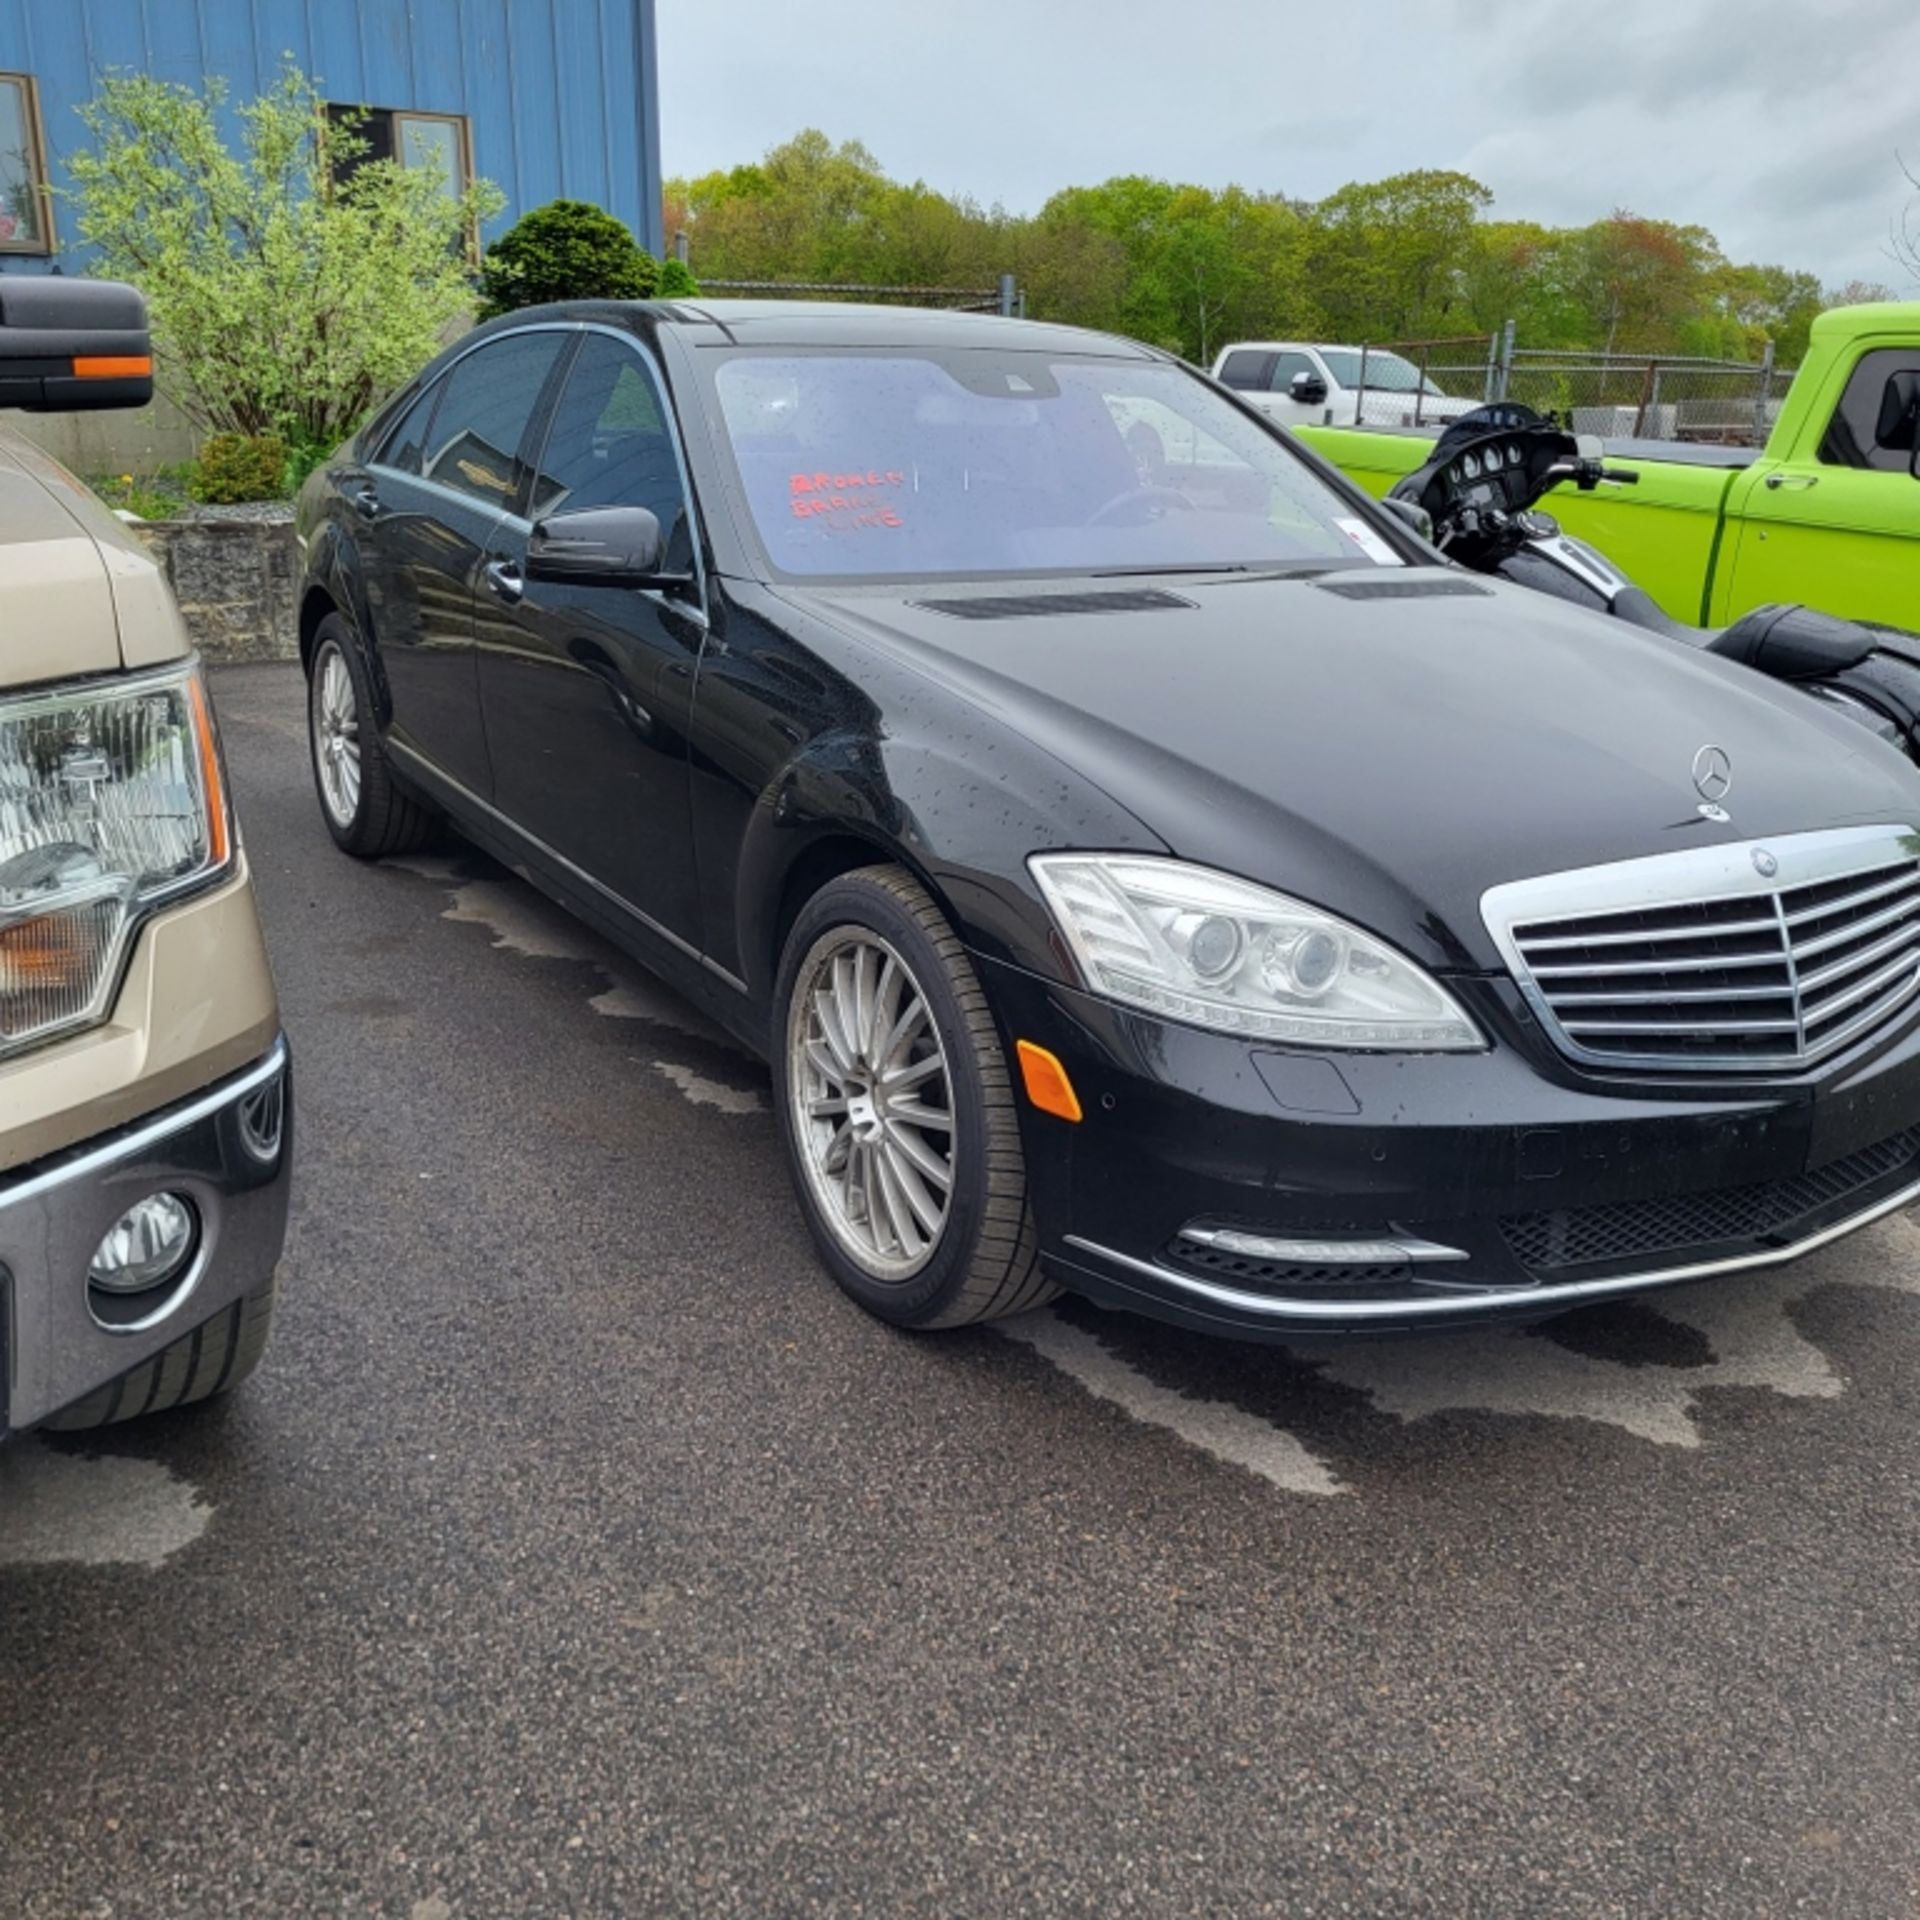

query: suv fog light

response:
[89,1192,197,1293]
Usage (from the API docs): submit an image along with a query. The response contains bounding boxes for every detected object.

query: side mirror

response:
[1290,371,1329,406]
[1379,495,1436,546]
[1875,369,1920,460]
[0,278,153,412]
[525,506,682,589]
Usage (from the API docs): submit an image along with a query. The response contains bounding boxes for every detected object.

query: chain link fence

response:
[1350,335,1796,447]
[1504,350,1794,447]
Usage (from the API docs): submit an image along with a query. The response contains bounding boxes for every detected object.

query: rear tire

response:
[773,865,1055,1329]
[307,614,438,858]
[43,1276,278,1432]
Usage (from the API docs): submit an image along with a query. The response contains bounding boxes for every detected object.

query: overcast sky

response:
[658,0,1919,292]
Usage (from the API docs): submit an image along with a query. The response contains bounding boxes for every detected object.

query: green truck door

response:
[1719,345,1920,630]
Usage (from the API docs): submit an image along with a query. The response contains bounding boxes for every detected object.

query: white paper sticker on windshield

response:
[1334,517,1404,567]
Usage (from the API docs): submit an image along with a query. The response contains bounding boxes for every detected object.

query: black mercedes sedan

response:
[296,300,1920,1340]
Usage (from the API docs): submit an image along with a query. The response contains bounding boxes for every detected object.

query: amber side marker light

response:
[1016,1040,1083,1123]
[187,671,232,867]
[73,355,153,379]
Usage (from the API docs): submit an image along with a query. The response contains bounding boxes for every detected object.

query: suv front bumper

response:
[1,1037,291,1435]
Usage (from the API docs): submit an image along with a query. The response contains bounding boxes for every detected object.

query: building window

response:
[326,105,472,201]
[0,73,52,255]
[326,104,475,258]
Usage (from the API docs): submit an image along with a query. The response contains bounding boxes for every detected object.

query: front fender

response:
[728,722,1166,1004]
[304,515,391,725]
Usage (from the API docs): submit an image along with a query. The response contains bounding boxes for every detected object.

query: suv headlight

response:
[1029,854,1483,1052]
[0,661,232,1057]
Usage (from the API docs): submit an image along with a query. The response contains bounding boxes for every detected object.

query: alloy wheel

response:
[788,927,957,1282]
[311,642,362,829]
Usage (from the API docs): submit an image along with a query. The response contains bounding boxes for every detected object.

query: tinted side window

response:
[527,334,688,542]
[1270,351,1316,391]
[1217,350,1276,392]
[376,379,443,475]
[422,331,568,510]
[1818,348,1920,472]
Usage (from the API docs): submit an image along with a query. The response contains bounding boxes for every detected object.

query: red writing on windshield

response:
[792,494,903,526]
[791,470,905,493]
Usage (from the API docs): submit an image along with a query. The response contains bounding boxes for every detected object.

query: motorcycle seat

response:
[1609,589,1881,678]
[1700,603,1878,678]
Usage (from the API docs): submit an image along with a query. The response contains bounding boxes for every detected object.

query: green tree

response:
[1569,213,1722,356]
[477,198,658,318]
[1462,221,1588,347]
[661,127,1835,371]
[65,64,500,444]
[1710,262,1824,364]
[1304,170,1492,340]
[656,257,701,298]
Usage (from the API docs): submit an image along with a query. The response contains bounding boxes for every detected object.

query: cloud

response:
[658,0,1920,288]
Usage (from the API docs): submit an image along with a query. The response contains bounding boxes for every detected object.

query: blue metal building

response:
[0,0,663,272]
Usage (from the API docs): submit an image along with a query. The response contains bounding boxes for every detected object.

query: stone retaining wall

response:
[133,510,301,663]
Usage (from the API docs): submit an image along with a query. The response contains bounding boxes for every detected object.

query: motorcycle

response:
[1384,403,1920,761]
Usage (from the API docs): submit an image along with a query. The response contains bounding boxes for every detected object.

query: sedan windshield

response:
[708,349,1406,580]
[1316,350,1445,397]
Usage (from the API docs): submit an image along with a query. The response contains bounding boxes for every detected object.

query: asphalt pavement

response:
[3,662,1919,1918]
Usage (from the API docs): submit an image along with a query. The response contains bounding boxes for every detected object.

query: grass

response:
[88,464,196,522]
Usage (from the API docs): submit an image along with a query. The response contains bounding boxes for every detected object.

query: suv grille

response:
[1486,829,1920,1071]
[1502,1124,1920,1271]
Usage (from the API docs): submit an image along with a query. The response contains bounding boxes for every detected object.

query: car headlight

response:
[1029,855,1484,1052]
[0,661,231,1057]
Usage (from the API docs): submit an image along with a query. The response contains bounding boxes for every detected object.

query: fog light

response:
[89,1193,197,1293]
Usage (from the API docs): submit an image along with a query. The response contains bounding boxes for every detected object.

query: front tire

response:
[774,865,1054,1329]
[307,615,438,858]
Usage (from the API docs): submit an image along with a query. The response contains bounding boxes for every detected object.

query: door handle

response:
[350,483,381,520]
[1764,472,1821,491]
[484,557,524,603]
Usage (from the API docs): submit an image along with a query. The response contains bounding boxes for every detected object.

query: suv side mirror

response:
[0,279,153,412]
[526,506,684,589]
[1290,371,1329,407]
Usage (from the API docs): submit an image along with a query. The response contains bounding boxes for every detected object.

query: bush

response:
[65,65,501,446]
[282,425,344,495]
[191,432,290,504]
[477,199,659,318]
[656,257,701,299]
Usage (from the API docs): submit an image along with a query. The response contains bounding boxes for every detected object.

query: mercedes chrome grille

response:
[1483,825,1920,1071]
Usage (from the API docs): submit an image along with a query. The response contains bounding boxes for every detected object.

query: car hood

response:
[778,569,1920,972]
[0,426,190,687]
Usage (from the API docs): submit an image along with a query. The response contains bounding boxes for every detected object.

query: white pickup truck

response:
[1211,341,1482,429]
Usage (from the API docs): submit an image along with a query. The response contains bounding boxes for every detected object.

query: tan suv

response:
[0,279,288,1437]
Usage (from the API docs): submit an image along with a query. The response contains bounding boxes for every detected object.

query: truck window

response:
[1818,348,1920,472]
[1270,351,1318,391]
[1218,350,1277,392]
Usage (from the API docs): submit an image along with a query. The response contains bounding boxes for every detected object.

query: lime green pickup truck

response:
[1295,302,1920,631]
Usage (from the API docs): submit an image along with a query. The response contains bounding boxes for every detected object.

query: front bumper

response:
[0,1037,291,1435]
[980,956,1920,1339]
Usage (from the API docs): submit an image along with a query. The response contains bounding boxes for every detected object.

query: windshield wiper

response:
[1090,562,1334,580]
